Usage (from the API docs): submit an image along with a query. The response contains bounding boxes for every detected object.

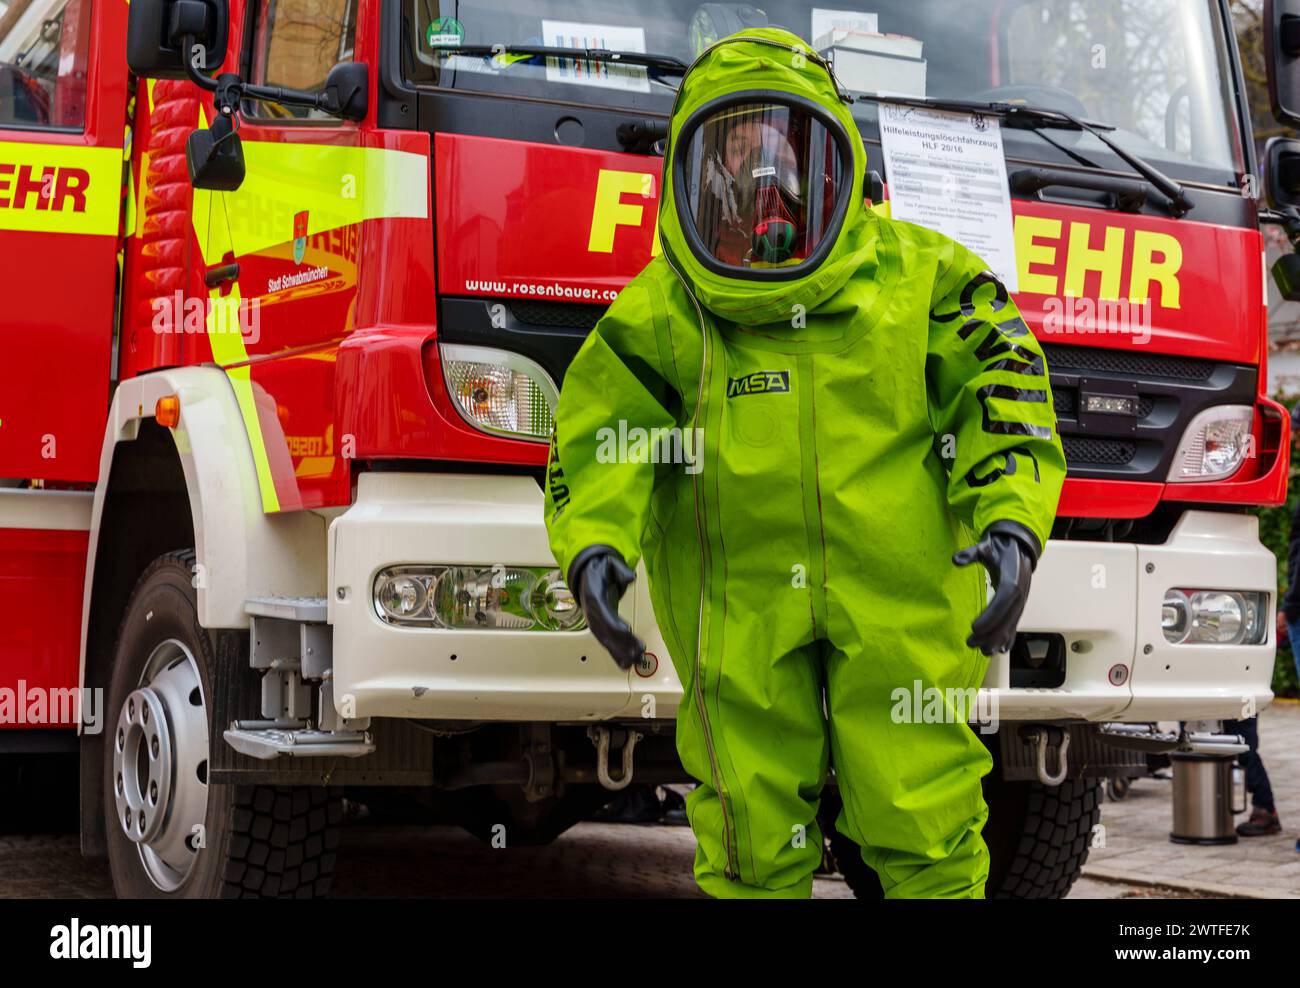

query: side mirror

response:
[127,0,230,80]
[1266,0,1300,127]
[1266,138,1300,302]
[322,62,369,123]
[1271,251,1300,303]
[187,110,244,191]
[1266,137,1300,211]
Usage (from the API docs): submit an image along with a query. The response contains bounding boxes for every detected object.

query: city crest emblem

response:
[293,210,309,265]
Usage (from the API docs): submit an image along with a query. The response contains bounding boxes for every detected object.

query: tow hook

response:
[587,725,643,791]
[1020,725,1070,786]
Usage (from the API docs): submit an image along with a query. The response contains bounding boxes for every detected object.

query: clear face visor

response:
[677,101,849,274]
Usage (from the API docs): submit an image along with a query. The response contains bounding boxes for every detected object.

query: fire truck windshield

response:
[402,0,1244,188]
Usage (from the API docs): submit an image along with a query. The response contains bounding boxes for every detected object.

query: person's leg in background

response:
[1288,615,1300,686]
[1224,716,1281,837]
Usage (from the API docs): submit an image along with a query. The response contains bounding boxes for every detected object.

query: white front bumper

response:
[330,475,1274,726]
[328,473,678,721]
[990,510,1276,722]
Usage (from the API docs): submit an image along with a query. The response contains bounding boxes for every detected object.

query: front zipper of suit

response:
[666,253,741,883]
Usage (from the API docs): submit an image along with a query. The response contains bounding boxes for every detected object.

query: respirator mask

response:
[674,96,853,279]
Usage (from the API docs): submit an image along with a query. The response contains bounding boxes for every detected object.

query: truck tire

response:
[982,776,1100,899]
[821,774,1100,899]
[102,550,342,898]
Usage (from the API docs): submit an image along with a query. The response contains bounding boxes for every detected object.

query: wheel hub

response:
[111,639,209,892]
[113,686,172,843]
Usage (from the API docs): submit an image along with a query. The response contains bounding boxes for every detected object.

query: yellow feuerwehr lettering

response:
[1129,229,1183,309]
[1014,215,1063,296]
[589,168,660,256]
[0,141,120,235]
[1064,221,1126,300]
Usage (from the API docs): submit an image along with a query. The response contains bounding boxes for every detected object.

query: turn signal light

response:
[438,344,558,442]
[155,395,181,428]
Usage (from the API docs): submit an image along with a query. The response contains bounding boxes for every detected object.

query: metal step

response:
[1098,723,1248,757]
[245,595,329,623]
[223,724,375,760]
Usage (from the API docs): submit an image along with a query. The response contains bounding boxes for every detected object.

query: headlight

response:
[1161,588,1267,645]
[1166,405,1254,482]
[440,344,557,442]
[375,573,428,621]
[373,565,586,631]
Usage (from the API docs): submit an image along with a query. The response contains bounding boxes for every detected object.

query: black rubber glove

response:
[952,521,1041,656]
[568,545,645,670]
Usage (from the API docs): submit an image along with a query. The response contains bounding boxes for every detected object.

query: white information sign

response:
[877,103,1019,291]
[540,21,650,93]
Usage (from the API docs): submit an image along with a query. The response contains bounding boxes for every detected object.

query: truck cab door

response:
[0,0,127,727]
[188,0,368,512]
[0,0,127,483]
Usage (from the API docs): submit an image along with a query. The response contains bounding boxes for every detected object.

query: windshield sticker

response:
[540,20,650,94]
[811,8,879,48]
[425,16,465,49]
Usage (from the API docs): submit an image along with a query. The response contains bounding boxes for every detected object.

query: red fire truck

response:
[1,0,1297,899]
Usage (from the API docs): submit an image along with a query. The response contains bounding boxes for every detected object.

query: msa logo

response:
[727,371,790,398]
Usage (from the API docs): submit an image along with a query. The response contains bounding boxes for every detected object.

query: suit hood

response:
[660,27,885,326]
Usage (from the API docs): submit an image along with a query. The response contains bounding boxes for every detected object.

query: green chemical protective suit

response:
[544,27,1065,899]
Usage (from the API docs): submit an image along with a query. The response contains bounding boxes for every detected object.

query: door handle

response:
[204,262,240,288]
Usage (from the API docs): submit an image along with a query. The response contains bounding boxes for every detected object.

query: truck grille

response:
[1044,344,1255,487]
[1041,343,1214,382]
[507,301,603,332]
[1062,436,1138,467]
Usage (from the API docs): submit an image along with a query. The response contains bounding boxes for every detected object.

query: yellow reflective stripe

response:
[206,286,281,513]
[225,365,283,514]
[0,142,122,235]
[123,141,138,238]
[191,139,428,264]
[225,364,283,514]
[132,150,151,239]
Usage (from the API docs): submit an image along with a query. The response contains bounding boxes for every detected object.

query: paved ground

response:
[1085,701,1300,898]
[2,703,1297,898]
[0,821,1180,899]
[331,824,1201,898]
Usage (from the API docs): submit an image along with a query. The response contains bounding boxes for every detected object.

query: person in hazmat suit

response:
[544,27,1065,899]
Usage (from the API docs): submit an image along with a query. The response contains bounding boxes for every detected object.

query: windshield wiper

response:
[874,96,1194,217]
[435,45,688,76]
